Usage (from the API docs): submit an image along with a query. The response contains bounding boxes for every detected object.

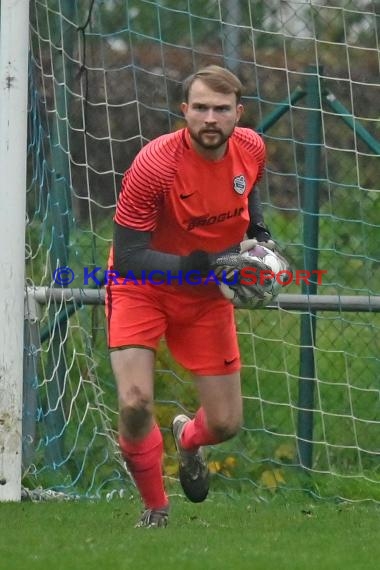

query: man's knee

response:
[208,416,242,442]
[119,389,153,439]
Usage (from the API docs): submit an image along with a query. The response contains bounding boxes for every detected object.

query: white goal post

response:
[0,0,30,501]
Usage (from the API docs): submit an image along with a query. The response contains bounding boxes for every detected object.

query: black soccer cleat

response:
[172,414,209,503]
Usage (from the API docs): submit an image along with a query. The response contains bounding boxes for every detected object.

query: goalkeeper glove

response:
[181,239,270,275]
[180,240,271,299]
[209,239,271,280]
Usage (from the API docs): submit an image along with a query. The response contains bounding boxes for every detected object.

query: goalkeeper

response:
[106,65,284,528]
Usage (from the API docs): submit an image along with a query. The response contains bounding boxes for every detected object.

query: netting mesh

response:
[24,0,380,501]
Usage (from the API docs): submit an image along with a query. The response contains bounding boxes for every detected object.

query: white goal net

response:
[17,0,380,502]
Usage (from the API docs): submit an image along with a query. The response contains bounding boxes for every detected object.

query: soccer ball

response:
[242,244,288,280]
[243,244,282,272]
[219,244,289,309]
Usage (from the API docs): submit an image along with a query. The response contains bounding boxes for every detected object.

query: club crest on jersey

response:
[233,175,246,195]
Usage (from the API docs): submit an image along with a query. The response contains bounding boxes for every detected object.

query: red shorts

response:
[105,281,241,376]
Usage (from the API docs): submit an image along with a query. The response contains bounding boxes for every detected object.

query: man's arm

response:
[112,222,210,277]
[246,186,272,243]
[112,222,268,280]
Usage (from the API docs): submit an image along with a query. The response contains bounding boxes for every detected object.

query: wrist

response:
[180,250,211,275]
[250,222,272,243]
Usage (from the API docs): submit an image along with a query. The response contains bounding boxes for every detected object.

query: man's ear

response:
[236,103,244,123]
[181,102,188,115]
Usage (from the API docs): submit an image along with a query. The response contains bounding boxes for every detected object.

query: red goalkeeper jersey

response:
[114,127,265,255]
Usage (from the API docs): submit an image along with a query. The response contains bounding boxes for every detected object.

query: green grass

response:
[1,495,380,570]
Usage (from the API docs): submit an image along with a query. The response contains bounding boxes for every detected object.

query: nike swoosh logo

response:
[180,193,194,200]
[224,358,238,366]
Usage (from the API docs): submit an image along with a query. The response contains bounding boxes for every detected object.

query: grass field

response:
[2,493,380,570]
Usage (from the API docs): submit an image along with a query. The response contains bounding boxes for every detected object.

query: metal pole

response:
[223,1,241,73]
[297,66,323,470]
[257,87,306,134]
[28,288,380,313]
[0,0,30,501]
[324,91,380,156]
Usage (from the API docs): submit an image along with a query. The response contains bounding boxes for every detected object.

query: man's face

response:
[181,79,243,158]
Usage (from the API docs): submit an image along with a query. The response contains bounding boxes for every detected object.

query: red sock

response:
[119,424,168,510]
[180,408,220,450]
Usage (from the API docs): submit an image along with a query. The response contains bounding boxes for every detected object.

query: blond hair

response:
[183,65,242,103]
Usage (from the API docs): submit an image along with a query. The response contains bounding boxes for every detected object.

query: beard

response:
[188,126,232,150]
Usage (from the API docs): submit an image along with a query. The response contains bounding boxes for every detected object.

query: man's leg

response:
[172,371,242,502]
[186,371,243,445]
[111,347,169,526]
